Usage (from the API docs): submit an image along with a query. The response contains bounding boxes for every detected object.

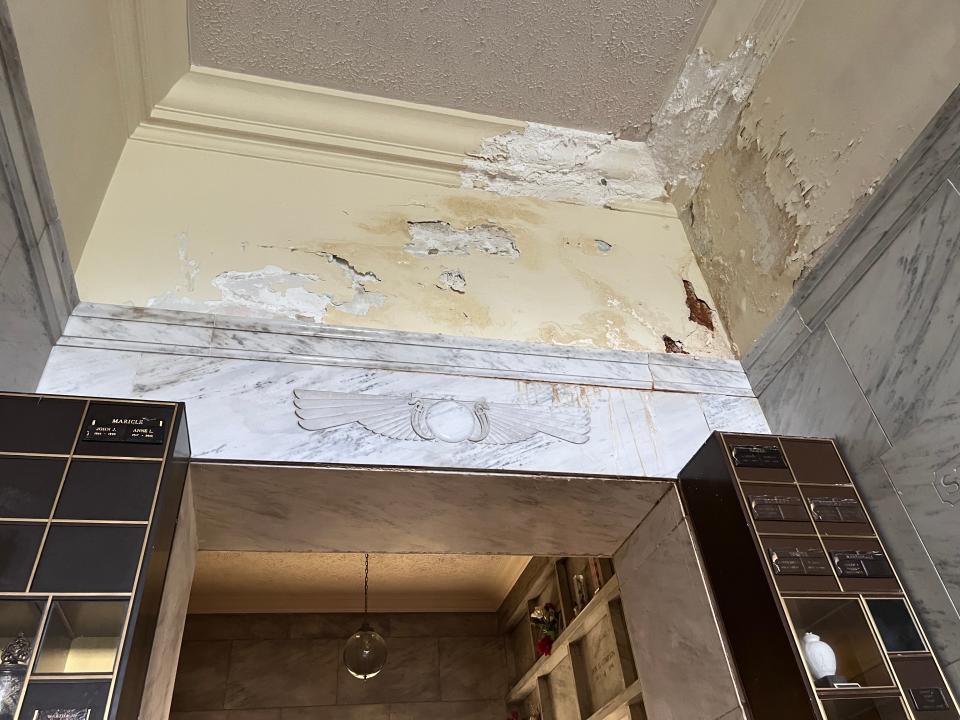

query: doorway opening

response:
[158,462,741,719]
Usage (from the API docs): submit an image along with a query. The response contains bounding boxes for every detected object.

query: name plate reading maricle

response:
[808,496,867,523]
[909,687,951,711]
[82,417,165,445]
[732,444,787,469]
[749,495,809,522]
[768,547,832,576]
[33,710,92,720]
[830,550,894,579]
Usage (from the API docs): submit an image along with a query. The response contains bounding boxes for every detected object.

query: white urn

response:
[803,632,837,680]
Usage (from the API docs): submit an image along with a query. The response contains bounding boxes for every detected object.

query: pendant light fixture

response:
[343,553,388,680]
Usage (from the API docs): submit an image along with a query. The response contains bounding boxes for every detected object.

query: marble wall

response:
[746,128,960,693]
[37,304,767,478]
[0,3,77,390]
[170,612,508,720]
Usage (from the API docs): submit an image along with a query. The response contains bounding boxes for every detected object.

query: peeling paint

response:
[646,40,762,195]
[462,123,665,208]
[149,265,332,321]
[405,221,519,257]
[436,269,467,293]
[257,244,386,316]
[662,335,688,354]
[149,258,385,322]
[595,239,613,253]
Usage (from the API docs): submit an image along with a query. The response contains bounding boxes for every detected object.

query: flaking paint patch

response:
[149,248,386,323]
[462,123,665,208]
[436,269,467,293]
[258,244,386,315]
[646,40,762,196]
[149,265,334,322]
[405,221,519,257]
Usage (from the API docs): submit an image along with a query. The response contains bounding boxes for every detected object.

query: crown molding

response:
[134,66,524,187]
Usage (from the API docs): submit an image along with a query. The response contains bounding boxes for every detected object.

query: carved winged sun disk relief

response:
[293,390,590,445]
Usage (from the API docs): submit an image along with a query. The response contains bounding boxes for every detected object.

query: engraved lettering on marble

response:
[293,390,590,444]
[933,468,960,507]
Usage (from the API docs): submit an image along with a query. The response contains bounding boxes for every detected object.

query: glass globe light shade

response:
[343,622,387,680]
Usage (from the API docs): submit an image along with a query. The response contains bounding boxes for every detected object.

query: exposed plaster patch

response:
[405,221,519,257]
[149,265,333,322]
[646,40,763,194]
[683,279,714,331]
[595,239,613,253]
[149,242,386,323]
[436,269,467,293]
[461,123,665,208]
[257,244,386,316]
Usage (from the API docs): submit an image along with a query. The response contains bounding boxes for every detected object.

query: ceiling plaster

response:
[189,551,531,614]
[187,0,711,131]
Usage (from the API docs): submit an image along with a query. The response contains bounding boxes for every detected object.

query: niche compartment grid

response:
[679,432,959,720]
[0,393,189,720]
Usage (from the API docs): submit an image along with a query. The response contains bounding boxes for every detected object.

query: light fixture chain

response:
[363,552,369,617]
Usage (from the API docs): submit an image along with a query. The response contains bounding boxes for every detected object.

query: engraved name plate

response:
[809,496,867,523]
[830,550,894,579]
[750,495,808,522]
[32,710,91,720]
[909,687,950,711]
[82,417,165,445]
[768,547,832,576]
[732,444,787,469]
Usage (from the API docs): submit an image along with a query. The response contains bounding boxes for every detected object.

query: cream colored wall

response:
[75,138,732,356]
[7,0,128,268]
[6,0,189,269]
[678,0,960,353]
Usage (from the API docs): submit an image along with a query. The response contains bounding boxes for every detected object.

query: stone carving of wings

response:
[293,390,423,441]
[479,401,589,444]
[293,390,590,445]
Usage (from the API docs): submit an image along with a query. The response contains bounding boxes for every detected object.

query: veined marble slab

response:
[827,183,960,444]
[40,304,767,476]
[191,463,671,556]
[58,303,752,394]
[39,349,765,478]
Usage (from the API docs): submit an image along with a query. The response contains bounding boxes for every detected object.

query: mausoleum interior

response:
[0,1,959,719]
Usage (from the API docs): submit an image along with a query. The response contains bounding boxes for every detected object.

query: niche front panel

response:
[0,393,189,720]
[680,433,959,720]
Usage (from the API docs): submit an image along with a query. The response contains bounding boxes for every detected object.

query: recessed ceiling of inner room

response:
[187,0,711,130]
[189,552,531,614]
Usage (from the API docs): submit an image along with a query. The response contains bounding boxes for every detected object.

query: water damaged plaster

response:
[75,140,732,357]
[670,0,960,353]
[462,123,665,209]
[456,0,960,356]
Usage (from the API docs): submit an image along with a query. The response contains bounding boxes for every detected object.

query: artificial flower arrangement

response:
[507,710,541,720]
[529,603,560,657]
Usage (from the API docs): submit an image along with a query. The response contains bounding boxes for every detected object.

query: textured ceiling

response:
[187,0,710,131]
[189,552,530,614]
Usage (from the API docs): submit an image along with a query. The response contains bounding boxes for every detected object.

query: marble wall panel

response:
[37,346,767,479]
[826,182,960,444]
[191,462,670,556]
[139,476,198,720]
[615,511,741,720]
[173,613,506,718]
[438,636,507,701]
[758,327,892,475]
